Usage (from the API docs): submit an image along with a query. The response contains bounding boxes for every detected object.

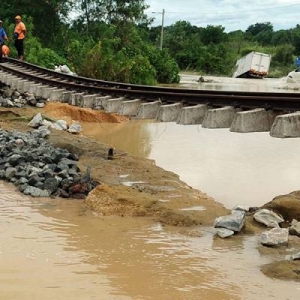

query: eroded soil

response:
[1,102,300,282]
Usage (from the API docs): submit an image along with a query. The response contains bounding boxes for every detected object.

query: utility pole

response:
[160,9,165,50]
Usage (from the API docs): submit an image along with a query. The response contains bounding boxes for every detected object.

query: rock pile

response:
[0,129,99,198]
[0,84,46,108]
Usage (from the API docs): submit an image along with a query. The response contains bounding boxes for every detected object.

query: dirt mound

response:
[43,102,128,123]
[261,260,300,282]
[262,191,300,222]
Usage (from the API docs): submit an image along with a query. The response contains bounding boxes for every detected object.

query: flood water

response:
[1,182,300,299]
[1,76,300,299]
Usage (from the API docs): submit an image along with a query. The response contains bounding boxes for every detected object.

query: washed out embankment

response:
[0,102,229,227]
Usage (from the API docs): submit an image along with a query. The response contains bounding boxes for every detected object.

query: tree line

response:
[2,1,300,84]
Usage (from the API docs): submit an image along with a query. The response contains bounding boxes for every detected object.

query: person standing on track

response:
[0,20,9,63]
[14,15,26,61]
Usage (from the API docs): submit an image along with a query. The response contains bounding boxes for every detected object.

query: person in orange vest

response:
[13,15,26,60]
[0,20,9,63]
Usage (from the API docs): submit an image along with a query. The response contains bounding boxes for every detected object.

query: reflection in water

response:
[82,120,300,209]
[82,119,155,158]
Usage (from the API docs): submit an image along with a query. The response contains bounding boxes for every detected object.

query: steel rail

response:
[1,58,300,111]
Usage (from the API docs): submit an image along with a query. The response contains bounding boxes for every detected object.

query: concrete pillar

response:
[136,101,162,119]
[156,103,183,122]
[118,99,141,116]
[202,106,236,128]
[230,108,278,133]
[177,104,208,125]
[270,112,300,138]
[106,98,124,113]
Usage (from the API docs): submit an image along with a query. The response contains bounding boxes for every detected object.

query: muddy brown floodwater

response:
[1,76,300,299]
[1,181,300,300]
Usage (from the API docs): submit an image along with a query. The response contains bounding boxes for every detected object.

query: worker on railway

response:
[13,15,26,61]
[0,20,9,63]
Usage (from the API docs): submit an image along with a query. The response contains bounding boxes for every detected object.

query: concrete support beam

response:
[4,75,15,86]
[202,106,236,128]
[136,101,162,119]
[94,96,112,110]
[69,92,85,106]
[11,78,21,89]
[35,85,51,98]
[156,103,183,122]
[17,80,31,93]
[22,81,33,93]
[106,98,124,113]
[41,87,58,100]
[270,112,300,138]
[230,109,278,133]
[1,74,10,85]
[48,89,66,101]
[60,91,72,103]
[118,99,141,116]
[28,83,43,95]
[81,94,99,108]
[177,104,208,125]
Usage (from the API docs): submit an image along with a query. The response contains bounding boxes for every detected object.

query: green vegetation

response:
[1,1,300,84]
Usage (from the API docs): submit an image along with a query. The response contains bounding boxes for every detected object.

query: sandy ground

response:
[0,102,299,281]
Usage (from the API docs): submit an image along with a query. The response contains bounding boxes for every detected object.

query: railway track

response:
[0,57,300,112]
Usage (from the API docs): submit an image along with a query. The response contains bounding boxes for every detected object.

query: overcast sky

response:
[145,0,300,32]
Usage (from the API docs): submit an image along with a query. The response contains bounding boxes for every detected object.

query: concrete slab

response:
[10,77,21,89]
[118,99,141,116]
[93,96,112,110]
[106,98,124,113]
[156,103,183,122]
[202,106,236,128]
[42,87,58,100]
[270,112,300,138]
[60,91,72,103]
[136,101,162,119]
[48,89,66,101]
[16,80,28,92]
[81,94,99,108]
[69,92,85,106]
[177,104,208,125]
[230,108,278,133]
[28,83,43,95]
[35,85,51,98]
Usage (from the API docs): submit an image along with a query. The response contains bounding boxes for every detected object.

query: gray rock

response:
[217,228,235,238]
[253,209,284,228]
[261,228,289,246]
[214,210,246,232]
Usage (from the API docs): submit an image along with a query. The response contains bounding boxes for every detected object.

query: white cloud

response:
[145,0,300,32]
